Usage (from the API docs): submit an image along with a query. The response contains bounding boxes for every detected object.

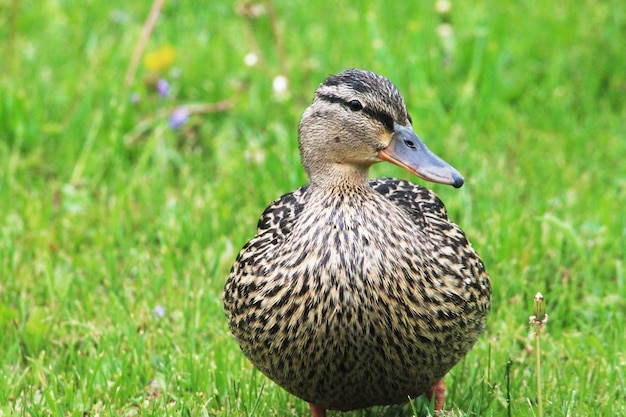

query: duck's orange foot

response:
[426,378,446,413]
[309,403,326,417]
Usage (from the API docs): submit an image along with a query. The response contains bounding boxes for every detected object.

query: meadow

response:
[0,1,624,416]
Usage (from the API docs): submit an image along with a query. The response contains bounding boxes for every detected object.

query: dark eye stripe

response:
[317,93,344,106]
[317,93,395,132]
[367,108,394,132]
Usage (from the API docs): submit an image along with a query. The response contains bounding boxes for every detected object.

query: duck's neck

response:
[307,163,372,192]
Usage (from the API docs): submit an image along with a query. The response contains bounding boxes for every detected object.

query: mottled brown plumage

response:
[223,69,491,415]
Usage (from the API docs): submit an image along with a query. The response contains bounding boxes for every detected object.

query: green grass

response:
[1,0,625,416]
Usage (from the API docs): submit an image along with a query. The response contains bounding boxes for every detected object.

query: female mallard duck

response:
[224,69,491,416]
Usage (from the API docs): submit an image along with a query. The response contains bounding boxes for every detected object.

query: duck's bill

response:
[378,123,464,188]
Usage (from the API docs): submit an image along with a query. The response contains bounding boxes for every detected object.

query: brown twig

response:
[265,0,288,76]
[124,0,167,87]
[123,99,234,145]
[236,3,266,68]
[4,0,20,79]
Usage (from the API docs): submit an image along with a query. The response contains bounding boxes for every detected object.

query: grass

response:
[1,0,625,416]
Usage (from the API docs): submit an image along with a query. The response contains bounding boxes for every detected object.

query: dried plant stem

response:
[529,292,548,417]
[265,0,288,76]
[505,359,513,417]
[535,326,543,417]
[4,0,20,79]
[123,100,234,145]
[124,0,166,87]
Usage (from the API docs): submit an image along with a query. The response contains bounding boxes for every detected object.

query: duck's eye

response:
[347,99,363,111]
[404,140,417,149]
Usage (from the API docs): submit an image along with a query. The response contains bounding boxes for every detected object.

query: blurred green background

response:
[0,1,624,416]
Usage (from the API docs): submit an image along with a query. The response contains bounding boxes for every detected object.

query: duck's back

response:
[223,178,491,411]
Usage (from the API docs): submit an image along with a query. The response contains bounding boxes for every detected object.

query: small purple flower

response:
[168,107,190,129]
[153,305,166,318]
[156,79,170,97]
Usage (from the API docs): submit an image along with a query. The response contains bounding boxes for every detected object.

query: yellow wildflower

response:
[144,46,176,72]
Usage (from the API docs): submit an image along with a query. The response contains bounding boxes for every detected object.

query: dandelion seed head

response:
[436,0,451,14]
[272,75,288,94]
[244,52,259,67]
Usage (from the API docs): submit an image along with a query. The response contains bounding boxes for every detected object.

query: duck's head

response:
[298,68,464,188]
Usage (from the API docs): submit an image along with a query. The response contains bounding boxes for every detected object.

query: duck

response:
[223,68,491,417]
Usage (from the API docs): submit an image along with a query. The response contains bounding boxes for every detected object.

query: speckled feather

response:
[223,69,491,412]
[224,178,490,410]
